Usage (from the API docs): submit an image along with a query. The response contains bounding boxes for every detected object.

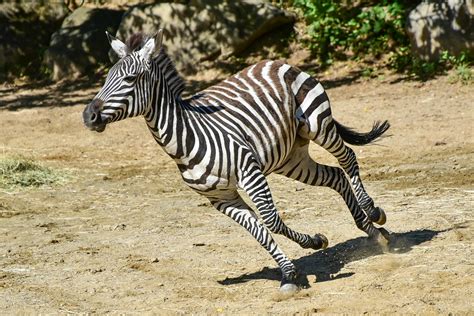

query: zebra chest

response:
[176,158,234,192]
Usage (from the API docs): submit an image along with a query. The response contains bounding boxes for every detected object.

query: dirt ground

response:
[0,70,473,314]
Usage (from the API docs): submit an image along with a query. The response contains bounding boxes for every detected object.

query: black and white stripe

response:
[84,31,390,291]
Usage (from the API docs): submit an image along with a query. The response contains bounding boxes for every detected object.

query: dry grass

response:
[0,156,67,189]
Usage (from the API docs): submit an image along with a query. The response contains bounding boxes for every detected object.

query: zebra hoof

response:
[280,272,299,293]
[378,227,392,241]
[375,207,387,225]
[280,283,299,294]
[368,207,386,225]
[313,233,328,249]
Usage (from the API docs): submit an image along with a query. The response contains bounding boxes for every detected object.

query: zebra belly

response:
[178,120,298,193]
[235,114,299,176]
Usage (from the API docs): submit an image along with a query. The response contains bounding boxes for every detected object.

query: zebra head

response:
[83,30,163,133]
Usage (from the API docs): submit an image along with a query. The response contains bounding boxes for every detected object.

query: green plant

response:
[390,49,473,81]
[440,51,473,84]
[0,156,67,188]
[288,0,408,65]
[361,66,375,78]
[452,63,473,84]
[282,0,473,80]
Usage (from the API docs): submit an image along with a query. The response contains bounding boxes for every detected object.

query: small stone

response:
[91,268,104,274]
[113,224,126,231]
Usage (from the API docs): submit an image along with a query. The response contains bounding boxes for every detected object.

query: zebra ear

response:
[106,31,128,59]
[154,29,164,53]
[139,29,164,62]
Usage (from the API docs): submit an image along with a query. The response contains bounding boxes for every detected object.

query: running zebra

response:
[83,30,391,292]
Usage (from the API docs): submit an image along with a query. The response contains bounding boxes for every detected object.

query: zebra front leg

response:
[241,163,328,251]
[208,193,300,293]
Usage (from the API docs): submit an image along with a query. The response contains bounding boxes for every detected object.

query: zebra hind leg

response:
[274,139,389,248]
[328,143,387,225]
[290,71,387,225]
[207,192,300,293]
[336,145,386,225]
[310,125,387,225]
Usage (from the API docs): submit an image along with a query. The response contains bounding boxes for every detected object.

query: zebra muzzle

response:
[83,99,107,133]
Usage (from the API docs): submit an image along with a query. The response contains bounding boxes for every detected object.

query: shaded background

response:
[0,0,472,85]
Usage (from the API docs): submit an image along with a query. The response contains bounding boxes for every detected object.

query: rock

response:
[406,0,474,60]
[0,2,68,81]
[114,0,295,74]
[43,7,124,81]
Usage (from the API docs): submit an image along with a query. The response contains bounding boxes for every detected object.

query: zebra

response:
[83,30,391,292]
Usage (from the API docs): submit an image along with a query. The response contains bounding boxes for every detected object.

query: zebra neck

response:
[144,51,188,159]
[144,79,187,159]
[154,49,186,97]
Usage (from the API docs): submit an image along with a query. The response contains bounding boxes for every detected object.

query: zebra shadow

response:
[218,229,448,288]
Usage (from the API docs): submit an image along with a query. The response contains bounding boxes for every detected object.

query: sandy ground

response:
[0,72,473,314]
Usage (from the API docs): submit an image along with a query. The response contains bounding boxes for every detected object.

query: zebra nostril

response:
[90,112,98,123]
[83,99,106,132]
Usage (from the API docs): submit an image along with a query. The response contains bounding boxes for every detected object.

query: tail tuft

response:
[335,120,390,146]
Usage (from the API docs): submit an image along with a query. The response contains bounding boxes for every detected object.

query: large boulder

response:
[407,0,474,60]
[43,7,124,81]
[0,2,68,81]
[114,0,295,74]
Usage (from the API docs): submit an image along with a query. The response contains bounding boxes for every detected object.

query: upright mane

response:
[126,32,147,52]
[126,32,186,98]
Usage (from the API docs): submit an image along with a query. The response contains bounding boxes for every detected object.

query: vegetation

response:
[391,47,473,82]
[287,0,407,64]
[279,0,473,82]
[0,156,67,189]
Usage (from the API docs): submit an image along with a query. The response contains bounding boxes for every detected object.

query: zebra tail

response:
[334,120,390,146]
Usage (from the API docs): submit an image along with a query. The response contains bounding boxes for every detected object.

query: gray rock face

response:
[407,0,474,60]
[0,3,67,81]
[114,0,295,74]
[43,7,124,81]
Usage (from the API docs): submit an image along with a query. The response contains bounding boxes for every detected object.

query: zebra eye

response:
[123,75,135,83]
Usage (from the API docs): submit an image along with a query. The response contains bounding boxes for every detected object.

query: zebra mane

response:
[125,32,147,52]
[126,32,186,98]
